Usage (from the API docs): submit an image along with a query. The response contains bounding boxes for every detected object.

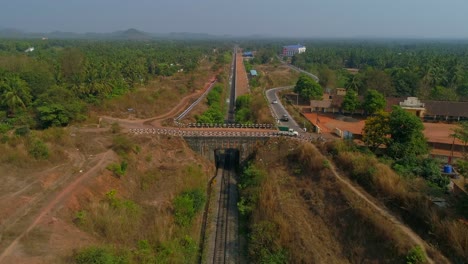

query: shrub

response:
[110,122,121,134]
[15,126,30,136]
[249,221,288,264]
[28,138,49,159]
[405,246,426,264]
[112,135,134,156]
[74,246,129,264]
[173,189,206,227]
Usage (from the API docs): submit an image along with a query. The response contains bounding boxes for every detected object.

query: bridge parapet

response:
[183,136,269,161]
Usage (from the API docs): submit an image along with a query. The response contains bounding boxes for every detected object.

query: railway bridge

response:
[184,135,269,164]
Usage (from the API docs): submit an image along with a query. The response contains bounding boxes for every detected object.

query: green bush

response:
[405,246,426,264]
[197,84,225,124]
[173,189,206,227]
[249,221,288,264]
[28,138,49,159]
[238,164,265,216]
[74,246,129,264]
[0,123,12,134]
[112,135,134,156]
[107,161,128,177]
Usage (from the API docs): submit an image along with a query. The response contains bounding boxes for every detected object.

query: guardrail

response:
[128,128,321,142]
[175,80,217,121]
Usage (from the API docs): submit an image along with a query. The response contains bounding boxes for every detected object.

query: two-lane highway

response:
[265,86,304,133]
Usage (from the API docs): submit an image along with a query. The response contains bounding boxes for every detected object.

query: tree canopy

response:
[0,39,216,129]
[341,89,359,114]
[362,89,386,115]
[294,74,323,100]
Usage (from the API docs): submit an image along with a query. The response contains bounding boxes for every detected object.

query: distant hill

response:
[0,28,233,40]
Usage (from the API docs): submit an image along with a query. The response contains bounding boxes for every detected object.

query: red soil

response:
[236,51,249,97]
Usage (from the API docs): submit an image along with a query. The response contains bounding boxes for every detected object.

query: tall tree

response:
[294,74,323,100]
[387,106,428,162]
[341,89,359,115]
[0,74,32,115]
[362,111,391,151]
[362,89,386,115]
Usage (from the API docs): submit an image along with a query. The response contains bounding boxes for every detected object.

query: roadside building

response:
[282,44,306,57]
[249,70,257,77]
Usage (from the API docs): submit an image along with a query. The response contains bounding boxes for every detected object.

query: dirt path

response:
[324,155,441,264]
[0,150,115,262]
[100,76,217,129]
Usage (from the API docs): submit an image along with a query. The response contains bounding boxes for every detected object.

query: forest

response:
[0,39,228,130]
[290,40,468,101]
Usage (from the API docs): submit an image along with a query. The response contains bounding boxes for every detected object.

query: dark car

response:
[280,114,289,121]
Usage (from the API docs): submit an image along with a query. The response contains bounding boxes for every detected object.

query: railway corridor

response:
[209,150,239,264]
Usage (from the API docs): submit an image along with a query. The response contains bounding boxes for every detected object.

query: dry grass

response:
[71,134,214,261]
[256,64,300,88]
[92,60,217,119]
[324,141,468,262]
[245,139,414,263]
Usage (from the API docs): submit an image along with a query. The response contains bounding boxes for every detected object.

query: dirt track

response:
[0,149,116,263]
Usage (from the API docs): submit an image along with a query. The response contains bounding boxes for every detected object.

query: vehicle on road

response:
[278,126,298,136]
[272,99,278,104]
[280,114,289,121]
[278,128,298,137]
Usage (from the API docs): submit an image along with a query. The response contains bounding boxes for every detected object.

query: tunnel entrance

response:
[214,148,240,170]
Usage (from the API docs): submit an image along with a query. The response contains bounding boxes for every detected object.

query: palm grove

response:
[0,39,218,131]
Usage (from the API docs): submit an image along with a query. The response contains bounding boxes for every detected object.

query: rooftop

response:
[283,44,305,49]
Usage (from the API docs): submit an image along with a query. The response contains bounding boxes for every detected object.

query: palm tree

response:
[0,75,31,116]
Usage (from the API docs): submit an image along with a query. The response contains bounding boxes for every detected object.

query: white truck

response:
[278,128,299,137]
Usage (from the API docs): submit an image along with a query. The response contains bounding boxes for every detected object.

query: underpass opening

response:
[214,148,240,170]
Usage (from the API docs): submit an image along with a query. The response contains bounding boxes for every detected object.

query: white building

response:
[282,44,306,57]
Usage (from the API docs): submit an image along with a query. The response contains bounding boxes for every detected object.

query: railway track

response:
[212,150,238,264]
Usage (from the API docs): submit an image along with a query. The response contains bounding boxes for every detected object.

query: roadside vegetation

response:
[196,84,225,123]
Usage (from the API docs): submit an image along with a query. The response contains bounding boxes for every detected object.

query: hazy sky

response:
[1,0,468,38]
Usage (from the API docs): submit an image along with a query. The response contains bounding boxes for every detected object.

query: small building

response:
[24,47,34,53]
[243,51,254,57]
[424,101,468,122]
[400,97,425,117]
[250,70,257,77]
[282,44,306,57]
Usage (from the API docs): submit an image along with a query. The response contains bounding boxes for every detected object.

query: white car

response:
[272,99,278,104]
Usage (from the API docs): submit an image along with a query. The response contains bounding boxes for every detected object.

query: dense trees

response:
[292,41,468,101]
[0,39,214,129]
[362,106,448,188]
[294,74,323,100]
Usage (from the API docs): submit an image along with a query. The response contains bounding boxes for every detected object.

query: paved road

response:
[265,86,305,133]
[277,56,320,82]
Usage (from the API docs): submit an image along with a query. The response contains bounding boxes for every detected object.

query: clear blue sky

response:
[1,0,467,38]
